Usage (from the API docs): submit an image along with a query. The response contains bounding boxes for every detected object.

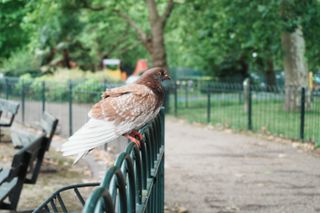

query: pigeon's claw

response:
[130,130,143,141]
[124,134,141,148]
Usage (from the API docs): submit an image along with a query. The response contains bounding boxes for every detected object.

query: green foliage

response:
[73,79,105,103]
[0,0,31,60]
[0,49,41,77]
[1,0,320,81]
[23,0,149,71]
[167,0,320,78]
[44,80,69,102]
[15,73,33,91]
[10,68,121,102]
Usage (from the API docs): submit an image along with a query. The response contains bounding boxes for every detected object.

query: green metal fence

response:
[0,77,122,136]
[83,109,165,213]
[33,109,165,213]
[168,79,320,145]
[1,75,319,145]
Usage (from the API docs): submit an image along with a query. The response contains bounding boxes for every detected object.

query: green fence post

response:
[300,87,305,140]
[68,80,73,136]
[160,108,165,212]
[164,87,170,113]
[239,90,242,104]
[174,81,178,117]
[5,78,9,100]
[20,80,25,124]
[41,81,46,112]
[207,85,211,123]
[248,82,252,130]
[185,81,189,108]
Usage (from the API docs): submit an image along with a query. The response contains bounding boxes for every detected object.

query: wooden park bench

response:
[10,112,59,185]
[0,135,47,210]
[0,98,20,142]
[11,112,58,151]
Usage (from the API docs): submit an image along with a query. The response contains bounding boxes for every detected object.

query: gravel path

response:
[165,117,320,213]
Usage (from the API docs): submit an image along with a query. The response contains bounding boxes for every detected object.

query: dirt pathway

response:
[165,117,320,213]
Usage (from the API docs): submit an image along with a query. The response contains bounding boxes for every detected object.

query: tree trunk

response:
[62,49,71,69]
[115,0,173,70]
[265,58,276,88]
[83,0,173,70]
[281,26,309,111]
[238,54,249,82]
[150,22,167,69]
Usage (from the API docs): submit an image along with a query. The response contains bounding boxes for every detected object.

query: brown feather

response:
[135,67,169,110]
[90,84,157,125]
[90,67,170,124]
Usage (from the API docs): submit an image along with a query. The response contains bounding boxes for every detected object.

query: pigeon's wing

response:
[101,84,141,98]
[61,84,157,160]
[90,84,158,128]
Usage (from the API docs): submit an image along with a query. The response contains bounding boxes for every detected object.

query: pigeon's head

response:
[136,67,171,95]
[141,67,171,82]
[157,68,171,81]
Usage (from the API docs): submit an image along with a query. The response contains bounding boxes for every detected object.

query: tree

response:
[165,0,282,83]
[280,0,317,110]
[0,0,30,61]
[81,0,175,69]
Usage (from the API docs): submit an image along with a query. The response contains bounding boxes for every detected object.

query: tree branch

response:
[161,0,174,27]
[146,0,160,24]
[117,42,140,55]
[106,25,131,55]
[115,10,152,52]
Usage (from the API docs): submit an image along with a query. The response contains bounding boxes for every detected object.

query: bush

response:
[14,74,33,97]
[6,68,124,102]
[73,79,105,103]
[0,49,41,77]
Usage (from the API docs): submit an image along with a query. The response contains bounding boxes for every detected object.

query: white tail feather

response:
[62,119,121,161]
[72,151,88,165]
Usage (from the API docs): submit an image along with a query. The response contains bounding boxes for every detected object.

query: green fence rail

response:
[0,77,123,136]
[168,79,320,145]
[33,109,165,213]
[1,75,319,145]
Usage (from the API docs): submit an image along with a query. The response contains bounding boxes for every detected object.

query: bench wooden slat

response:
[0,178,18,202]
[40,112,59,144]
[11,129,36,149]
[0,99,19,115]
[0,120,13,127]
[11,112,58,151]
[0,136,45,210]
[0,99,20,143]
[0,169,10,185]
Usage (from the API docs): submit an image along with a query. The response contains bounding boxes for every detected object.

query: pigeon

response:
[62,67,170,163]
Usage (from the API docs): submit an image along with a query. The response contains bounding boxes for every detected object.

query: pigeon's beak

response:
[163,74,171,80]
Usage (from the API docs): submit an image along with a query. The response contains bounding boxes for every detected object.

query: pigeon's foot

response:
[129,130,143,141]
[124,133,141,148]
